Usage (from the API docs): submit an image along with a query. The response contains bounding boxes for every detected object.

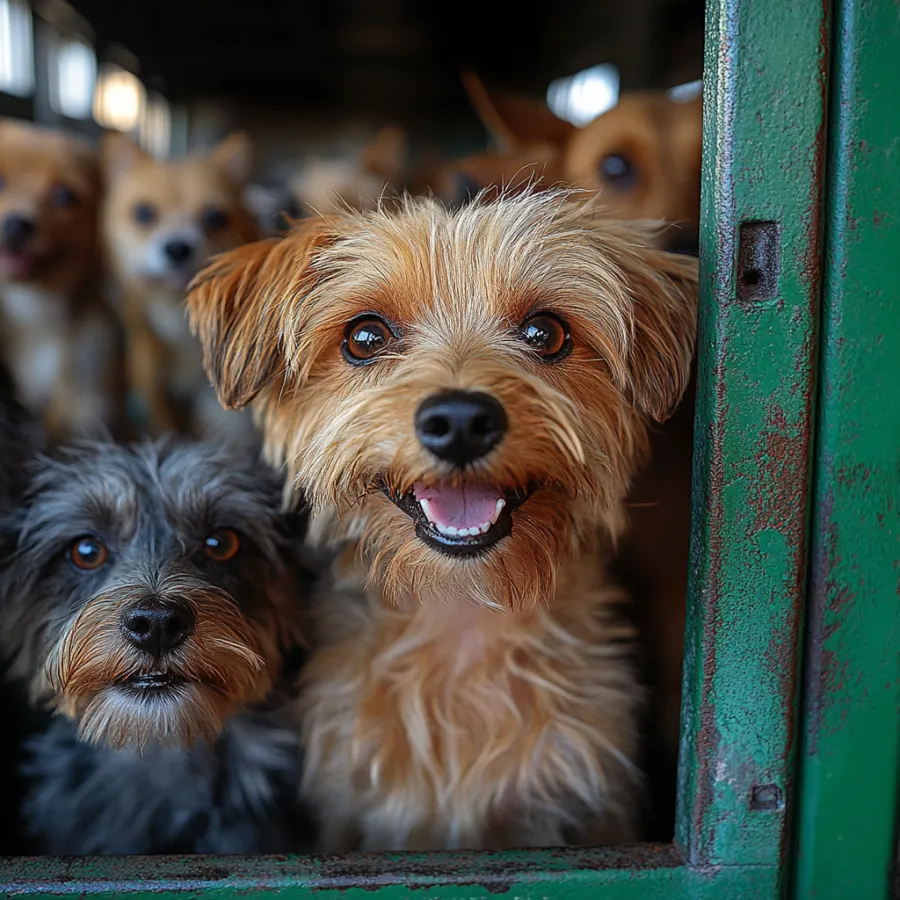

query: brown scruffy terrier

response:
[101,132,259,441]
[0,119,124,439]
[186,189,698,851]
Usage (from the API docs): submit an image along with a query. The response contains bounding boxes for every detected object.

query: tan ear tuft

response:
[589,218,699,422]
[100,131,149,181]
[622,231,698,421]
[211,131,255,185]
[186,218,337,409]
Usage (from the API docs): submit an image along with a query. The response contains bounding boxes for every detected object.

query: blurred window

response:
[141,90,171,158]
[48,34,95,118]
[669,79,703,103]
[0,0,35,97]
[547,64,619,127]
[93,62,144,132]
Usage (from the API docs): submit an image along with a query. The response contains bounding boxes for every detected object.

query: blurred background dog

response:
[101,132,259,441]
[0,121,124,440]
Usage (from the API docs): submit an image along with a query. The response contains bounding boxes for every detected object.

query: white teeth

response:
[431,521,496,538]
[432,521,494,538]
[419,498,506,539]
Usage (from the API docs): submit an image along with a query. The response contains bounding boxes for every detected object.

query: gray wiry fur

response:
[0,438,316,854]
[2,439,299,684]
[23,706,311,854]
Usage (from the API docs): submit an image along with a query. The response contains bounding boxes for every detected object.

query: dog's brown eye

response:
[69,537,109,571]
[343,316,395,365]
[600,154,637,190]
[133,202,157,226]
[50,184,79,208]
[201,207,229,232]
[204,528,240,562]
[520,313,571,362]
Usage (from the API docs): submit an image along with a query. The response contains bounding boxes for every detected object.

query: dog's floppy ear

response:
[211,131,254,185]
[589,219,699,422]
[100,131,149,181]
[462,70,575,152]
[621,229,698,422]
[186,219,335,409]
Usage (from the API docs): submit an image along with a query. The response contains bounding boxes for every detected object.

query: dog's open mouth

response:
[387,481,531,557]
[124,672,185,692]
[0,249,33,279]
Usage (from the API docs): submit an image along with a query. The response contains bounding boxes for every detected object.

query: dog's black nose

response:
[415,390,507,467]
[122,600,194,656]
[2,214,36,252]
[163,240,194,265]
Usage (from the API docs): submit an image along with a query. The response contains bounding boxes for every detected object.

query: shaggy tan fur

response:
[187,189,698,850]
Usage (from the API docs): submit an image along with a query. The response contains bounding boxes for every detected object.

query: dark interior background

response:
[65,0,704,159]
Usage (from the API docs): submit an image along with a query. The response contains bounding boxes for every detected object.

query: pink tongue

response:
[414,482,502,529]
[0,252,30,278]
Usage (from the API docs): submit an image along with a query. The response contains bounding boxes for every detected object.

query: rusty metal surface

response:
[675,0,827,875]
[0,846,680,893]
[792,0,900,897]
[0,846,777,899]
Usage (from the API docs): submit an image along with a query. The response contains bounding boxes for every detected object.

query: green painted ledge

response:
[0,849,780,900]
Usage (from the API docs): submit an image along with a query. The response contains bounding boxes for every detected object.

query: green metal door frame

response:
[0,1,896,898]
[676,0,826,887]
[791,0,900,897]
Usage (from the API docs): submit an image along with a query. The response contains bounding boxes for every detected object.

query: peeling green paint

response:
[675,0,826,881]
[0,850,777,900]
[792,1,900,897]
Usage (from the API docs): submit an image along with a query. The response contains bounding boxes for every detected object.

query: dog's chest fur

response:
[300,557,639,851]
[0,284,120,431]
[143,288,206,396]
[130,286,251,443]
[0,286,69,409]
[23,708,313,854]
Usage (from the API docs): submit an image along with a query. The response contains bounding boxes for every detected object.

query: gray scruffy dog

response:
[0,438,317,854]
